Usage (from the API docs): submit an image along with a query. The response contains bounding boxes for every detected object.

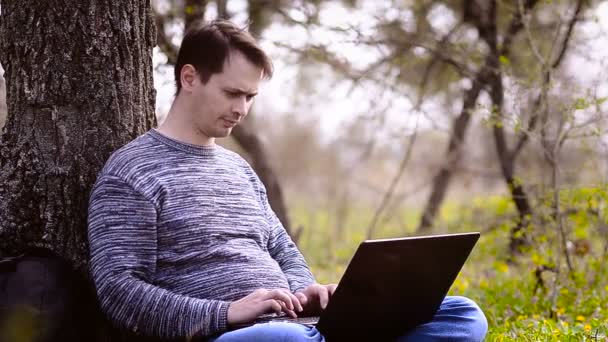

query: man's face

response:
[184,50,262,141]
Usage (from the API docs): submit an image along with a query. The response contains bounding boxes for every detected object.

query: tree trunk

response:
[490,66,533,255]
[216,0,229,19]
[0,0,157,271]
[484,0,534,255]
[232,118,293,236]
[417,70,487,231]
[0,72,6,130]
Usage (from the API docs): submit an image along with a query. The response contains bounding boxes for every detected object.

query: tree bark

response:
[0,0,157,271]
[0,72,6,130]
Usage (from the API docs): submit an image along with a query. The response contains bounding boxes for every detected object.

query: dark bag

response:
[0,247,95,342]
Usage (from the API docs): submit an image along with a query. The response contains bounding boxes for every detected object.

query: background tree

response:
[271,0,602,254]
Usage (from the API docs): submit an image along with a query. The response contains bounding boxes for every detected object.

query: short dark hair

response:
[174,20,273,94]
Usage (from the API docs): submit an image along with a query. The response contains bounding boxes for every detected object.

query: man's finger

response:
[279,289,302,311]
[277,300,298,318]
[284,308,298,318]
[266,289,295,311]
[265,299,283,315]
[295,292,308,305]
[285,291,303,312]
[326,284,338,296]
[318,286,329,309]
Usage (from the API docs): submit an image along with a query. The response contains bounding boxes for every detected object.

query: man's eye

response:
[246,95,255,101]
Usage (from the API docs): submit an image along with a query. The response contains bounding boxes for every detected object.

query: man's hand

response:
[295,283,338,316]
[227,288,304,325]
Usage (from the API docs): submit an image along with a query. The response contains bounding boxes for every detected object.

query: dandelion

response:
[584,324,591,332]
[576,315,585,322]
[495,262,509,273]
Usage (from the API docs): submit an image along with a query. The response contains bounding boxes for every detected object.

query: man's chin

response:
[216,128,233,137]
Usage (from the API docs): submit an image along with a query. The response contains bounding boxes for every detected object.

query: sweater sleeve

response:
[88,174,230,339]
[261,186,316,293]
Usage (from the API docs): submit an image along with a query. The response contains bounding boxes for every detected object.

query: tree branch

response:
[511,0,584,160]
[501,0,539,57]
[417,22,463,106]
[552,0,584,68]
[366,122,420,239]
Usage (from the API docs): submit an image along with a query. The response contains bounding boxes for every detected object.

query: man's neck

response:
[157,98,215,146]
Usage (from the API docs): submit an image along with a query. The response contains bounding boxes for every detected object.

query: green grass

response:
[294,186,608,340]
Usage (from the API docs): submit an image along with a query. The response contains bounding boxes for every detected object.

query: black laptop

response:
[238,232,480,341]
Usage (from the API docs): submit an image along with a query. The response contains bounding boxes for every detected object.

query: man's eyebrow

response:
[224,87,258,96]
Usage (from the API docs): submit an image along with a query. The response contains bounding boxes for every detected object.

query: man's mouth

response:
[222,118,239,127]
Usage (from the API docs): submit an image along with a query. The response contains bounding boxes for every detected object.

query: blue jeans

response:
[209,296,488,341]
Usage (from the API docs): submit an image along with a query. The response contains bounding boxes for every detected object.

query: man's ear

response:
[180,64,198,92]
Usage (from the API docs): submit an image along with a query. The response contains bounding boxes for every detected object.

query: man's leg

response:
[208,322,325,342]
[398,296,488,342]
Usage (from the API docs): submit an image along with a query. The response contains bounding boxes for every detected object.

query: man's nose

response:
[232,97,248,117]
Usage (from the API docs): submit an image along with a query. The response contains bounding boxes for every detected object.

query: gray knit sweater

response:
[88,129,315,339]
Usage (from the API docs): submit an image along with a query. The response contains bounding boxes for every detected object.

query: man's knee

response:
[212,322,324,342]
[444,296,488,340]
[255,322,324,342]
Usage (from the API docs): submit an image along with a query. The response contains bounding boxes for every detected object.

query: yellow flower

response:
[576,315,585,322]
[495,262,509,273]
[584,324,592,332]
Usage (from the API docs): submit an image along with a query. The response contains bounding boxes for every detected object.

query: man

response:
[88,20,487,341]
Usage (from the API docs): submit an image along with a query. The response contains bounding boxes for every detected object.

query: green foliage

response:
[499,55,511,67]
[574,98,592,111]
[295,185,608,340]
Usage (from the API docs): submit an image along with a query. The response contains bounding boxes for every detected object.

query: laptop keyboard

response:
[255,313,320,326]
